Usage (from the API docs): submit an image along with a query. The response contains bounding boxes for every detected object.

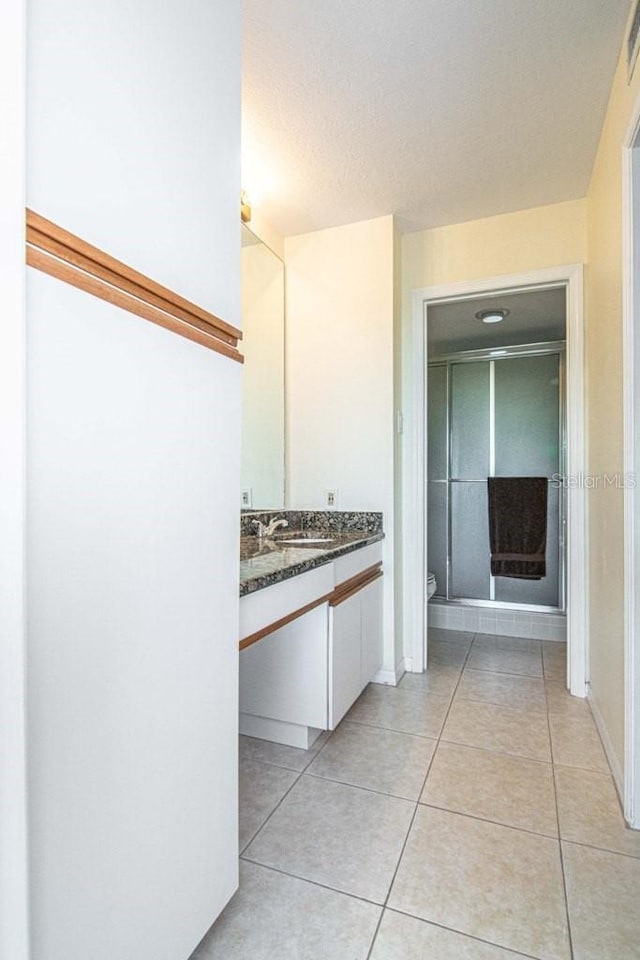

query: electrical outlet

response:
[325,489,338,509]
[241,488,253,508]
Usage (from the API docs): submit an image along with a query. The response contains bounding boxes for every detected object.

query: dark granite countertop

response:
[239,511,384,597]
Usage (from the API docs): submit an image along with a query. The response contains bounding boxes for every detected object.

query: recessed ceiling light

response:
[475,308,510,324]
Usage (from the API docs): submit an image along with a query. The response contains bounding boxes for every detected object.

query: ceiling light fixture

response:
[475,308,510,324]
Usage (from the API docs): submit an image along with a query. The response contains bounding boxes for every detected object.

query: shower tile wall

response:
[428,602,567,641]
[428,349,564,611]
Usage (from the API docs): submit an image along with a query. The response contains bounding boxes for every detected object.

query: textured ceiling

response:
[242,0,631,237]
[428,287,566,354]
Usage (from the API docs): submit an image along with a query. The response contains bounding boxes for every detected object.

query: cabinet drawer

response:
[333,542,383,585]
[240,564,334,641]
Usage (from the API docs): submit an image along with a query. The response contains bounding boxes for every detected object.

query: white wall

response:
[26,2,242,958]
[0,2,29,958]
[285,216,399,675]
[27,0,240,320]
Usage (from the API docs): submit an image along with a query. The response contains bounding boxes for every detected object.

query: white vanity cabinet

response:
[239,542,383,747]
[239,604,329,748]
[328,570,384,728]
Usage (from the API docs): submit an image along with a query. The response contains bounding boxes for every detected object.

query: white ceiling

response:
[242,0,631,237]
[428,286,566,354]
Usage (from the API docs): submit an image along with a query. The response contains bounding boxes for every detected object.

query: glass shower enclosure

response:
[427,343,565,611]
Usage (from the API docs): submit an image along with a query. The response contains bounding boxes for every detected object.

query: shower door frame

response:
[429,341,566,612]
[403,264,586,698]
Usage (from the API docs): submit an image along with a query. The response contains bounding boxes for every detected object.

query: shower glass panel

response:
[427,344,565,611]
[450,482,491,599]
[450,362,490,480]
[495,355,560,477]
[427,482,448,598]
[428,365,448,481]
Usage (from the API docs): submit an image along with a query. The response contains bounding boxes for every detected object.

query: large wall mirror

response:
[241,222,285,507]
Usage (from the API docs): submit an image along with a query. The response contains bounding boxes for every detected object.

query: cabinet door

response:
[240,604,329,731]
[329,594,362,729]
[360,576,384,686]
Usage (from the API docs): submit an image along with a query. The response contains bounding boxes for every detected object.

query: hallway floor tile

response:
[191,632,639,960]
[420,740,558,836]
[388,805,570,960]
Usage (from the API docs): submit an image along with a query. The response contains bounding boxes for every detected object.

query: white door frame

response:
[403,265,587,698]
[0,1,29,958]
[622,86,640,829]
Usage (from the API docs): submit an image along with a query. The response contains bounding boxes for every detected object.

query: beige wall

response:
[248,208,285,261]
[402,198,587,294]
[586,45,640,778]
[285,216,400,674]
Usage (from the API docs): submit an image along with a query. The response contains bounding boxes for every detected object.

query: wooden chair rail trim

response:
[26,209,243,361]
[240,562,384,650]
[329,564,383,607]
[239,592,333,651]
[26,246,243,362]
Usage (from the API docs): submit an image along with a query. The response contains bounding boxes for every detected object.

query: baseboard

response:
[428,601,566,641]
[587,692,624,799]
[372,658,406,687]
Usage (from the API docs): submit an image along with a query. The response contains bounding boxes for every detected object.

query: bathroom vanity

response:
[239,511,384,747]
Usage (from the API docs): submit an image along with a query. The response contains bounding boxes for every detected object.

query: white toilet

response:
[427,571,437,600]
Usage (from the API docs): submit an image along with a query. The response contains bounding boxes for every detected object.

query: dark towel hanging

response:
[488,477,548,580]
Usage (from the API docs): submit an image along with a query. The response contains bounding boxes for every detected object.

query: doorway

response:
[403,265,586,695]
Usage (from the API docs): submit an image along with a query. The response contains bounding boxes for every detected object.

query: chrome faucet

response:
[253,517,289,538]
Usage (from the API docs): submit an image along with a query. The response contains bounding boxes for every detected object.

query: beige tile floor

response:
[191,630,640,960]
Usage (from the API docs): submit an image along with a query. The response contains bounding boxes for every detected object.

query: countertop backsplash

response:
[240,510,383,538]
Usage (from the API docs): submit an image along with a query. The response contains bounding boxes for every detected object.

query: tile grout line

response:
[454,691,549,715]
[438,733,552,765]
[415,800,559,842]
[384,906,546,960]
[344,716,450,740]
[542,655,576,960]
[560,836,640,862]
[364,630,476,960]
[303,769,430,805]
[237,859,550,960]
[238,730,339,856]
[238,857,386,909]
